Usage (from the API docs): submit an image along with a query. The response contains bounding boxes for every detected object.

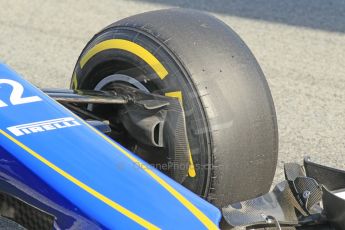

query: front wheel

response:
[71,8,278,207]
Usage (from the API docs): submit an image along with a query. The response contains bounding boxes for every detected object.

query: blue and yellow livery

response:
[0,63,221,229]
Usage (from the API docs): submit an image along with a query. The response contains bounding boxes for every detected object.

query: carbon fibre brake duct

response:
[44,86,190,183]
[223,158,345,230]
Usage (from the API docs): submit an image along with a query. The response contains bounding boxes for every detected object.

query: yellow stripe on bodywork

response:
[0,129,159,230]
[165,91,196,178]
[68,103,216,228]
[80,39,168,79]
[86,126,218,230]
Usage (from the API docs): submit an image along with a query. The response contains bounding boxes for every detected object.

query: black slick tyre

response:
[71,9,278,207]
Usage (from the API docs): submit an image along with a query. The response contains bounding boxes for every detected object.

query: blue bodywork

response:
[0,63,221,229]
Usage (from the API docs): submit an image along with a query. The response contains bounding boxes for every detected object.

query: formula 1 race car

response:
[0,8,342,230]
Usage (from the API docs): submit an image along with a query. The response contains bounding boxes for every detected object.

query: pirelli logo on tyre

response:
[7,117,81,136]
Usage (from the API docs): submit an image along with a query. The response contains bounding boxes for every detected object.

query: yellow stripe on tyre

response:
[79,38,196,177]
[80,39,168,79]
[165,91,196,178]
[75,39,216,228]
